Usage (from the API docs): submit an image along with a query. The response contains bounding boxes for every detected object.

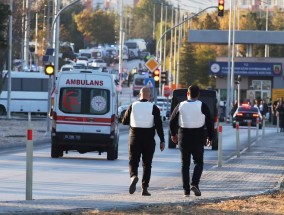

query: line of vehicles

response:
[72,38,148,68]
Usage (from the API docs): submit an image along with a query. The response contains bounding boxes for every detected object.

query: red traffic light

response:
[218,0,224,17]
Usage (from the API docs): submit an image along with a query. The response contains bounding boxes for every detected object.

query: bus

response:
[0,71,49,115]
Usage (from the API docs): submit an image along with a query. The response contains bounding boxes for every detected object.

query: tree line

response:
[1,0,284,90]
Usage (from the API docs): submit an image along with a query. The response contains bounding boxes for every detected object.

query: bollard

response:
[247,120,251,149]
[262,116,265,138]
[26,112,33,200]
[277,115,279,133]
[217,125,223,167]
[256,118,259,145]
[236,122,240,158]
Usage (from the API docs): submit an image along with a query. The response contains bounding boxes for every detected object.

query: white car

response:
[60,64,73,72]
[118,104,130,122]
[156,102,170,121]
[89,59,107,68]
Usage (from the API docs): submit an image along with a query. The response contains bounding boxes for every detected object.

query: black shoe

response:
[129,176,138,194]
[184,190,190,197]
[141,188,151,196]
[191,185,201,196]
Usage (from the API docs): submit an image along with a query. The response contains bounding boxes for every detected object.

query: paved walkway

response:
[0,130,283,214]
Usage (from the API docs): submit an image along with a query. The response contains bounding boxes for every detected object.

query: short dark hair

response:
[188,85,200,98]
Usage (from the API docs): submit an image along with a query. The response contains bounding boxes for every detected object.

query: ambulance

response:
[51,69,119,160]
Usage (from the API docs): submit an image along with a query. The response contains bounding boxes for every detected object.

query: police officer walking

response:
[169,85,214,197]
[122,87,165,196]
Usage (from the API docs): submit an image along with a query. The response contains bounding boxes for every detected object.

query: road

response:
[0,59,278,202]
[0,122,276,201]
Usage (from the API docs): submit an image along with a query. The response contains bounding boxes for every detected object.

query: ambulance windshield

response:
[59,88,110,115]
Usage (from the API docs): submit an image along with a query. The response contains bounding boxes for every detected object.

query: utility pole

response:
[176,7,181,88]
[54,0,61,77]
[24,0,31,69]
[153,3,155,40]
[163,5,167,73]
[226,0,233,120]
[169,6,174,89]
[118,0,124,83]
[7,0,13,119]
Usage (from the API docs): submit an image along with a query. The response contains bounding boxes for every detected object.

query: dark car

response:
[168,88,219,150]
[232,104,263,129]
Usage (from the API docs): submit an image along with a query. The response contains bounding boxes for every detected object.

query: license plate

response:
[64,135,81,141]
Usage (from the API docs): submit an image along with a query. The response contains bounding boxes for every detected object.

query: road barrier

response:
[26,112,33,200]
[218,125,223,167]
[262,116,265,138]
[256,118,259,145]
[236,122,240,158]
[277,115,280,133]
[247,120,251,149]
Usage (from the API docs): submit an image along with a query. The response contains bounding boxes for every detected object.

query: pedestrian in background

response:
[276,97,284,132]
[169,85,214,197]
[122,87,165,196]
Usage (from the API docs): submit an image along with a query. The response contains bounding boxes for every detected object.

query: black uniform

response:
[122,99,165,189]
[169,100,214,192]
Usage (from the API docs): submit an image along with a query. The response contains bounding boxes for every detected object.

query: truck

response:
[168,88,219,150]
[124,39,147,59]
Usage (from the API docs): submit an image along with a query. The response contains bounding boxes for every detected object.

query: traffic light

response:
[161,71,168,85]
[153,68,160,88]
[44,64,55,76]
[144,54,151,62]
[234,75,241,84]
[218,0,224,17]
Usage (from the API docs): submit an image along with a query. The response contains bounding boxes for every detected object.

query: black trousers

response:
[178,127,205,191]
[128,130,156,189]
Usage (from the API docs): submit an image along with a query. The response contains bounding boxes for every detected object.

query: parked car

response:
[232,104,263,129]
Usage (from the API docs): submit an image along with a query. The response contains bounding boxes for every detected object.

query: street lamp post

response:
[7,0,13,119]
[265,4,269,57]
[118,0,124,82]
[46,0,81,133]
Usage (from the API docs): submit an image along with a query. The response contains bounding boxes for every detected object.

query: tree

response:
[269,8,284,57]
[179,41,197,88]
[59,3,85,52]
[74,8,116,45]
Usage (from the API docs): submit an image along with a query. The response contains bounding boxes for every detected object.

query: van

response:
[132,73,149,96]
[168,88,219,150]
[51,69,119,160]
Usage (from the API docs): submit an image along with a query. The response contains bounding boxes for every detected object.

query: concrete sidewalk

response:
[0,131,283,214]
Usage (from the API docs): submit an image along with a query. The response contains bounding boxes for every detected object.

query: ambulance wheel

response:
[51,142,63,158]
[107,138,118,160]
[0,105,6,116]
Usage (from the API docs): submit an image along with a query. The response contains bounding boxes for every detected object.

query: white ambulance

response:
[51,69,119,160]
